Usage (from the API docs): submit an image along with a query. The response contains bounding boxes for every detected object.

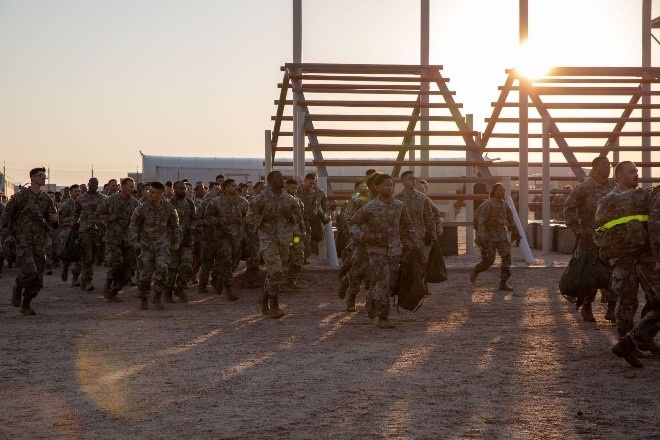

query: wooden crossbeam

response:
[283,62,444,74]
[305,129,477,137]
[271,72,290,149]
[310,143,480,151]
[292,88,448,95]
[289,74,449,82]
[313,159,660,167]
[501,86,660,95]
[293,100,461,108]
[494,102,660,109]
[488,131,660,138]
[485,117,660,123]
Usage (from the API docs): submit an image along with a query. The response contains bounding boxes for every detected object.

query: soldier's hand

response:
[5,236,16,246]
[50,213,59,223]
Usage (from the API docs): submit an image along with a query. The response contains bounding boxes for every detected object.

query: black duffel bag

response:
[426,239,448,283]
[395,248,427,312]
[559,247,612,307]
[58,225,81,263]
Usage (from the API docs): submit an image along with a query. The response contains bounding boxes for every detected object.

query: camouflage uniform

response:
[312,186,330,253]
[205,194,249,295]
[339,194,370,307]
[472,198,518,285]
[197,193,217,291]
[286,195,306,284]
[96,193,141,299]
[57,197,80,281]
[394,188,437,265]
[166,195,196,298]
[563,176,617,304]
[191,196,204,281]
[74,191,106,287]
[129,200,181,302]
[249,188,301,300]
[595,186,654,338]
[0,188,58,305]
[298,186,318,259]
[349,197,415,321]
[244,196,261,288]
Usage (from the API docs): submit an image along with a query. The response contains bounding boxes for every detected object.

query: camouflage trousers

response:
[214,238,241,289]
[199,240,218,288]
[367,250,400,304]
[611,256,654,339]
[167,245,193,292]
[629,262,660,346]
[261,241,289,298]
[137,246,170,299]
[106,240,136,292]
[59,228,80,278]
[303,219,313,259]
[346,244,370,299]
[15,242,46,300]
[577,234,616,304]
[288,236,305,271]
[244,234,260,286]
[78,231,99,282]
[45,228,60,268]
[474,240,511,282]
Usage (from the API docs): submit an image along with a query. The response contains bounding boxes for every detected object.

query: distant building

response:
[1,172,15,198]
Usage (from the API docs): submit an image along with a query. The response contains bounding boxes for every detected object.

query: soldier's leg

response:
[285,238,305,288]
[634,262,660,351]
[174,246,193,302]
[104,242,122,298]
[152,247,170,309]
[164,247,181,302]
[245,238,261,288]
[345,246,369,309]
[137,249,154,308]
[14,243,41,314]
[611,258,640,339]
[45,234,53,274]
[367,252,393,327]
[302,220,312,261]
[218,239,233,291]
[78,232,95,290]
[471,241,497,282]
[262,242,288,318]
[497,241,513,290]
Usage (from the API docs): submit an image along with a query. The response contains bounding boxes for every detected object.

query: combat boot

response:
[214,280,223,295]
[366,297,376,320]
[61,266,69,282]
[11,283,22,307]
[469,268,478,283]
[580,303,596,322]
[107,289,121,303]
[259,286,269,315]
[346,294,356,312]
[164,291,175,303]
[139,297,148,310]
[612,336,643,368]
[268,297,284,319]
[498,281,513,291]
[20,297,36,316]
[152,296,164,310]
[337,275,349,299]
[72,275,80,287]
[377,317,395,329]
[46,266,52,276]
[604,301,616,323]
[174,286,188,303]
[103,279,112,299]
[225,286,238,301]
[79,278,88,292]
[197,283,208,294]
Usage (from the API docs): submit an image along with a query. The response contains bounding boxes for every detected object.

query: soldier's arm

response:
[169,207,182,249]
[348,206,367,241]
[506,204,521,241]
[46,197,59,228]
[319,192,330,215]
[563,188,582,234]
[204,200,220,227]
[648,188,660,264]
[73,198,82,223]
[400,207,416,249]
[423,197,437,242]
[476,203,488,243]
[0,198,16,241]
[129,207,142,247]
[95,198,110,228]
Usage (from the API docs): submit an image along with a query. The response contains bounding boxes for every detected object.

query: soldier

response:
[205,179,249,301]
[74,177,106,292]
[248,171,301,318]
[298,173,319,262]
[95,177,140,302]
[165,181,196,303]
[284,178,306,288]
[339,173,379,312]
[311,173,331,255]
[191,184,206,284]
[595,161,654,341]
[164,181,174,200]
[198,182,220,293]
[244,181,265,288]
[395,171,437,267]
[415,179,444,243]
[349,173,416,328]
[0,167,59,315]
[469,183,520,291]
[563,156,616,322]
[129,181,181,310]
[58,184,81,284]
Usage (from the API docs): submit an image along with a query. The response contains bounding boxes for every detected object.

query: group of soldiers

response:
[1,162,658,348]
[563,156,659,367]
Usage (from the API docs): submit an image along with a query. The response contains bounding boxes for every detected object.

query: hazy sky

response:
[0,0,656,185]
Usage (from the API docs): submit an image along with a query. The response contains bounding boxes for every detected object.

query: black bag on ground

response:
[58,225,81,263]
[426,239,448,283]
[395,248,427,312]
[311,213,324,242]
[559,248,612,307]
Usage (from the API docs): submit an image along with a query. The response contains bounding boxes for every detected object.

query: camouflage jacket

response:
[58,198,78,230]
[315,187,331,215]
[594,185,651,261]
[475,198,517,243]
[339,194,368,236]
[169,196,196,247]
[129,200,181,250]
[96,193,141,244]
[298,187,318,220]
[649,185,660,263]
[292,196,305,236]
[0,187,58,245]
[198,193,216,241]
[74,192,106,234]
[348,196,415,257]
[394,189,437,243]
[205,194,250,242]
[563,177,615,237]
[192,196,204,239]
[248,188,300,246]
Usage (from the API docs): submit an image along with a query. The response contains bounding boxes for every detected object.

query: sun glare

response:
[514,40,555,79]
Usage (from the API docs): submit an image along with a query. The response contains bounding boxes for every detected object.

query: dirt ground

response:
[1,241,659,439]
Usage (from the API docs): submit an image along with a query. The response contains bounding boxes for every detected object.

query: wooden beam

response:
[289,74,449,82]
[271,72,290,149]
[482,72,515,147]
[295,100,462,108]
[305,129,477,137]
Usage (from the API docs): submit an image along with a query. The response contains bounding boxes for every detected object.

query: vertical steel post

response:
[265,130,273,175]
[420,0,430,178]
[518,0,530,232]
[294,110,306,178]
[642,0,651,189]
[542,115,551,254]
[466,114,475,255]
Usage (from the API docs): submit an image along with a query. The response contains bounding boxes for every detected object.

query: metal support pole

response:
[466,114,475,255]
[611,137,619,165]
[542,115,551,254]
[293,0,302,63]
[504,177,534,265]
[642,0,651,189]
[264,130,273,175]
[294,109,306,178]
[518,0,529,233]
[420,0,430,178]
